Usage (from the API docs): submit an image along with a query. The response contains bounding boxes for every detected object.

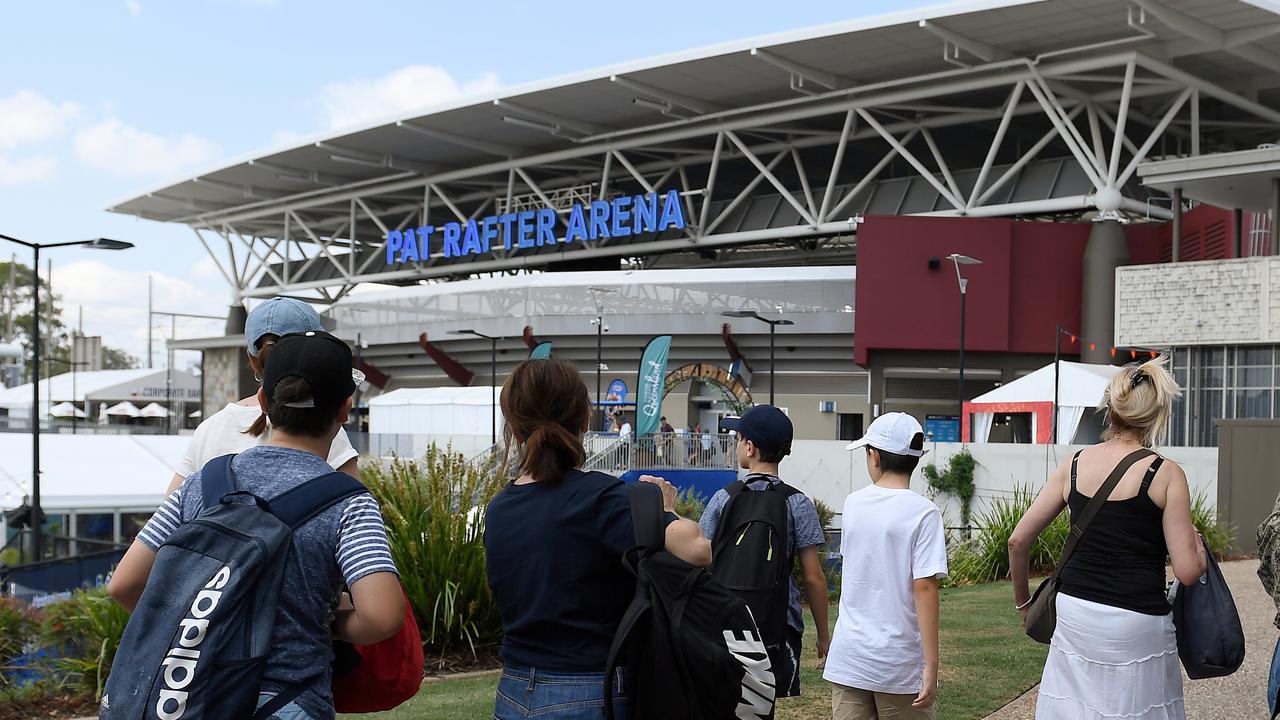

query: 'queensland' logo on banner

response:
[385,189,686,265]
[635,335,672,437]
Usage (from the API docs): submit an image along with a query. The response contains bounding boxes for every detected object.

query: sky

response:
[0,0,942,368]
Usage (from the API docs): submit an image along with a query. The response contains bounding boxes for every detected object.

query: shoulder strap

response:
[1070,450,1082,493]
[1056,448,1155,576]
[723,480,746,498]
[1140,457,1164,495]
[628,481,666,553]
[269,472,368,529]
[200,454,237,510]
[603,591,649,720]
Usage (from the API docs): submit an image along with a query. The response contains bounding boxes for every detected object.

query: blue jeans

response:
[256,693,314,720]
[1269,637,1279,718]
[495,666,629,720]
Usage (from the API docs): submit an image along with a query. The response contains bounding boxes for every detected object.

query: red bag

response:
[332,588,424,713]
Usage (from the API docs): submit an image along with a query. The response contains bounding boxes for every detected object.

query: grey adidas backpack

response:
[101,454,366,720]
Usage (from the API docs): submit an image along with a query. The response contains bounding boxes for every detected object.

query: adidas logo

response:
[100,694,109,711]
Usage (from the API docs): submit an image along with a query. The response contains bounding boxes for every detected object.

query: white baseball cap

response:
[846,412,928,457]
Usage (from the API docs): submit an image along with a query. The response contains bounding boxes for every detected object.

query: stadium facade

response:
[115,0,1280,444]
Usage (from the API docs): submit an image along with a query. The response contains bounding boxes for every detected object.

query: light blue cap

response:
[244,298,325,357]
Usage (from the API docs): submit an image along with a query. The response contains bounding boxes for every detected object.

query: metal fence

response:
[0,415,172,435]
[583,432,737,473]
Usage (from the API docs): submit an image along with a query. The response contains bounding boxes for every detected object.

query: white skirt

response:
[1036,593,1184,719]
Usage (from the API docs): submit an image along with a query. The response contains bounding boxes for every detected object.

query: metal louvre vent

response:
[885,377,1000,402]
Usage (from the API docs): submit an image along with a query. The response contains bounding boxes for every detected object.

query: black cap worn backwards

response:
[720,404,794,455]
[262,331,356,410]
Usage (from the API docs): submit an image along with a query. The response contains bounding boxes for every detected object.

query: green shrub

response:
[0,596,40,688]
[924,449,977,534]
[361,445,506,663]
[1190,490,1235,558]
[813,499,836,530]
[40,587,129,700]
[946,485,1068,586]
[674,487,706,521]
[0,548,20,566]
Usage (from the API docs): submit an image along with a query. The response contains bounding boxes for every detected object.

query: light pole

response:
[452,329,499,447]
[588,287,616,429]
[0,235,132,561]
[722,311,795,406]
[947,253,982,440]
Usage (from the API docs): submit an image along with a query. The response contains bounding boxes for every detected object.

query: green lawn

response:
[343,581,1046,720]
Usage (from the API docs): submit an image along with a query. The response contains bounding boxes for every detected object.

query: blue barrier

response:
[619,469,737,502]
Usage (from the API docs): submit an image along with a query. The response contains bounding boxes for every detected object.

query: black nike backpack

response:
[101,455,367,720]
[605,482,778,720]
[708,478,801,671]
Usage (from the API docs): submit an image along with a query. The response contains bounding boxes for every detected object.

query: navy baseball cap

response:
[262,331,356,410]
[245,298,325,357]
[721,405,793,455]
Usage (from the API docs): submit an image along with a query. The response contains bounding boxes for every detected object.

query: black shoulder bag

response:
[1024,448,1154,644]
[1172,536,1246,678]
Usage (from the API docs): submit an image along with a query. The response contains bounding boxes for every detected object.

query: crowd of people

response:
[95,296,1280,720]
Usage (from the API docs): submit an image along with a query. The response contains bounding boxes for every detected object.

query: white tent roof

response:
[0,435,189,510]
[0,368,201,412]
[369,386,499,407]
[105,401,142,417]
[139,402,173,418]
[48,401,86,418]
[970,361,1123,408]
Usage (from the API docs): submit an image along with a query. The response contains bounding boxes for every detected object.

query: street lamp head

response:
[450,329,478,336]
[947,253,982,265]
[722,310,758,319]
[85,238,134,251]
[776,319,796,326]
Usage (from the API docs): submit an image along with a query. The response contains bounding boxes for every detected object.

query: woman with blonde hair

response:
[1009,357,1206,719]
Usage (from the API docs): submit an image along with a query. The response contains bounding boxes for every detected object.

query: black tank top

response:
[1057,451,1172,616]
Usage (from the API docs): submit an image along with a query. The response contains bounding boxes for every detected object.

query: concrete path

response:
[985,559,1275,719]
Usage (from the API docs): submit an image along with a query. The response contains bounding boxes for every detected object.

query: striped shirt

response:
[134,445,398,719]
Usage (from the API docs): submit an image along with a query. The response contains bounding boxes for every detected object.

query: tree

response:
[0,260,71,381]
[101,346,138,370]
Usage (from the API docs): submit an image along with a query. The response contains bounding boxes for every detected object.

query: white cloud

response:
[53,261,226,364]
[74,119,219,177]
[191,256,222,280]
[0,155,58,186]
[0,90,80,150]
[126,0,142,15]
[319,65,501,130]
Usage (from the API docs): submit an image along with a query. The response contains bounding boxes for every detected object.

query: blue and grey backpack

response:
[101,454,366,720]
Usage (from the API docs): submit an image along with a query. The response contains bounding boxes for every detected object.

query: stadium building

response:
[112,0,1280,445]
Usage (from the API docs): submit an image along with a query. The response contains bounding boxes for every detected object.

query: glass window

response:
[1236,346,1273,366]
[1238,367,1273,388]
[120,511,155,544]
[75,512,115,549]
[41,513,70,560]
[1234,389,1273,418]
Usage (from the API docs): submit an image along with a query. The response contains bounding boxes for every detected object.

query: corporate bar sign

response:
[385,189,686,265]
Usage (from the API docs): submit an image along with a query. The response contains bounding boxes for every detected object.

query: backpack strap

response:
[602,589,649,720]
[628,481,666,554]
[722,480,746,498]
[1070,450,1083,493]
[251,685,310,720]
[1056,448,1154,578]
[269,472,369,530]
[200,454,237,510]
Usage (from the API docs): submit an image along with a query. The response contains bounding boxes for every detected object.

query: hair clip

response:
[1131,370,1149,389]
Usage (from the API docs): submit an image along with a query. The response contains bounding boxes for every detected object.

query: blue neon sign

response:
[384,189,686,265]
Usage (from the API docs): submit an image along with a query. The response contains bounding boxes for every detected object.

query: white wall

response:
[1115,256,1280,347]
[781,441,1219,529]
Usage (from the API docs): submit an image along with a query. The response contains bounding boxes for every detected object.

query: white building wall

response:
[1115,257,1280,347]
[782,441,1219,529]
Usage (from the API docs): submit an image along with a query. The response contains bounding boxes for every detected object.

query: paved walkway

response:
[985,559,1275,719]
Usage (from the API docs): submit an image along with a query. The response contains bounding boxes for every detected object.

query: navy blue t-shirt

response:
[484,469,638,671]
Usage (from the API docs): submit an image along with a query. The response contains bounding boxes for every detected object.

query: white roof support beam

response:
[749,48,853,90]
[698,133,725,233]
[724,131,817,225]
[191,178,282,201]
[396,121,516,158]
[317,142,431,174]
[704,147,789,236]
[1024,78,1106,191]
[975,105,1086,207]
[427,184,469,224]
[494,99,603,136]
[918,19,1012,63]
[817,110,856,223]
[610,151,657,194]
[287,211,353,281]
[610,75,726,115]
[854,109,964,211]
[1117,86,1193,187]
[920,127,962,208]
[191,227,240,293]
[1108,59,1136,186]
[825,129,919,220]
[968,82,1024,209]
[1132,0,1280,75]
[1135,53,1280,127]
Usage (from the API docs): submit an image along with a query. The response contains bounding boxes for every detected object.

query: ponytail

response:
[244,336,277,438]
[1100,355,1182,447]
[501,359,591,485]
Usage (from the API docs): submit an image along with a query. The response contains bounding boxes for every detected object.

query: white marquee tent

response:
[0,368,200,420]
[964,361,1123,444]
[368,386,501,457]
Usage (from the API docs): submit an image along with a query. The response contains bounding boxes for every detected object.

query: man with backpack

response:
[700,405,829,710]
[106,331,404,720]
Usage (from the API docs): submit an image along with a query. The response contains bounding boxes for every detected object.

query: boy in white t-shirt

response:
[824,412,948,720]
